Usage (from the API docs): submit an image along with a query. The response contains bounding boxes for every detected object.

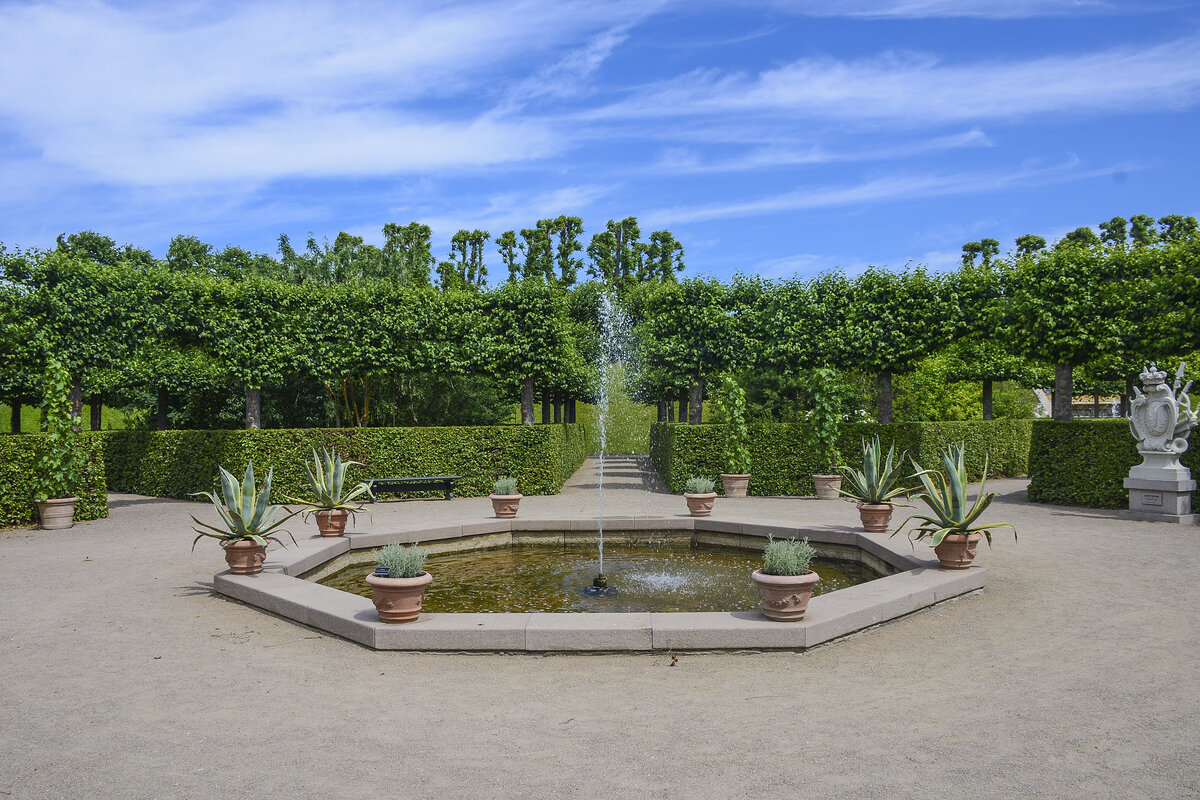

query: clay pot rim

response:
[38,496,79,503]
[811,474,842,479]
[488,493,523,500]
[683,491,718,499]
[220,538,266,549]
[856,502,897,510]
[365,571,433,588]
[751,568,820,586]
[719,473,751,479]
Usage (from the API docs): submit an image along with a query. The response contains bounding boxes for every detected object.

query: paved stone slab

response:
[525,612,654,651]
[373,613,531,650]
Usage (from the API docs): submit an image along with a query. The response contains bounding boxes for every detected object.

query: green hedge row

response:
[1027,419,1199,508]
[0,433,109,527]
[650,420,1033,496]
[102,423,591,501]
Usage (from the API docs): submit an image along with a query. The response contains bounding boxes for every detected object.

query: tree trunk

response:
[982,379,994,421]
[69,376,83,433]
[89,395,102,431]
[656,400,667,422]
[245,387,262,429]
[1053,363,1073,421]
[40,406,47,432]
[688,379,703,424]
[666,399,674,423]
[1121,376,1133,417]
[157,387,170,430]
[1093,392,1101,418]
[679,390,688,424]
[10,402,20,434]
[876,372,893,423]
[553,395,562,424]
[566,398,576,423]
[521,377,535,426]
[541,391,551,424]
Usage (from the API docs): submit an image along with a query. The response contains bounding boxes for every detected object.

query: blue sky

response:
[1,0,1198,282]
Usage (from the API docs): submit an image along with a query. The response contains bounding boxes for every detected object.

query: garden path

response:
[0,461,1196,799]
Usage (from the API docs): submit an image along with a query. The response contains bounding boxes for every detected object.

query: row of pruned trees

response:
[3,218,1197,431]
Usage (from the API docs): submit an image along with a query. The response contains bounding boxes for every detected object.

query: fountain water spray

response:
[585,291,631,597]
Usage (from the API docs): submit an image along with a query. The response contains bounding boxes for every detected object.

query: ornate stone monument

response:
[1120,363,1198,524]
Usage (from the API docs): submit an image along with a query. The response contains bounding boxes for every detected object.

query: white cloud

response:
[586,35,1200,125]
[0,0,640,184]
[647,129,993,173]
[417,184,617,237]
[642,155,1123,225]
[763,0,1121,18]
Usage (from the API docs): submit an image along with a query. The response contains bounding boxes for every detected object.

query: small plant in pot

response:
[489,476,522,518]
[31,359,87,530]
[893,442,1016,569]
[838,435,910,532]
[713,373,751,497]
[190,463,297,575]
[365,542,432,623]
[683,476,717,516]
[284,448,370,536]
[751,536,820,621]
[807,368,842,499]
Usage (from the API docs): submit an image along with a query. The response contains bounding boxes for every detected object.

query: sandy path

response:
[1,457,1197,799]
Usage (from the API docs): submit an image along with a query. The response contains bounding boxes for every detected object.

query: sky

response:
[1,0,1198,283]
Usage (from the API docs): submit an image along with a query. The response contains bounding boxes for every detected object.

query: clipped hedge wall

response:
[1027,419,1199,508]
[102,424,590,501]
[650,420,1033,496]
[0,433,109,527]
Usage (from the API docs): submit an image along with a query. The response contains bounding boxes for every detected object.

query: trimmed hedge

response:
[1027,419,1199,508]
[650,420,1033,496]
[102,423,590,501]
[0,433,109,527]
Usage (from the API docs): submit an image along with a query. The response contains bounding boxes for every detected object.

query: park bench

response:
[364,476,462,502]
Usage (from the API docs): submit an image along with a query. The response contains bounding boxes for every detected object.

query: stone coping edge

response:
[212,516,985,652]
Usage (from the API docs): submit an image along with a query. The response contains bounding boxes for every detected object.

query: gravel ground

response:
[1,456,1197,799]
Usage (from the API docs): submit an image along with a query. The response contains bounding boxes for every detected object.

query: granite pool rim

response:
[212,516,986,652]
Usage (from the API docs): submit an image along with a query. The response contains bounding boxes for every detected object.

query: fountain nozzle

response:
[583,572,617,597]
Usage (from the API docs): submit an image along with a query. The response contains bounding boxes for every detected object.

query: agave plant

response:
[285,448,371,519]
[838,435,910,505]
[893,442,1016,547]
[190,462,296,550]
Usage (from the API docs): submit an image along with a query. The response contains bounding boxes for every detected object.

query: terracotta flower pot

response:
[37,497,77,530]
[720,473,750,498]
[684,491,717,516]
[489,494,522,518]
[751,569,821,622]
[221,539,267,575]
[314,509,350,537]
[366,571,433,623]
[857,503,894,533]
[812,474,842,500]
[933,532,982,569]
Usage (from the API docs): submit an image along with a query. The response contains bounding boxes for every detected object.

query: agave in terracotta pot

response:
[191,462,297,575]
[284,448,371,536]
[838,435,910,532]
[892,442,1016,569]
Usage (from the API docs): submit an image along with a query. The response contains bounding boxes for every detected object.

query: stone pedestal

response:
[1120,475,1198,525]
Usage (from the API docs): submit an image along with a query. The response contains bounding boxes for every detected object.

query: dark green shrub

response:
[0,433,108,527]
[1027,419,1198,508]
[650,420,1031,496]
[101,424,589,501]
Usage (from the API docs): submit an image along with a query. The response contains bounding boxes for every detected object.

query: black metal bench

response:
[365,476,462,502]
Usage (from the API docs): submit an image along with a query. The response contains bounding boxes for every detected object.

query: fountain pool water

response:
[316,539,880,613]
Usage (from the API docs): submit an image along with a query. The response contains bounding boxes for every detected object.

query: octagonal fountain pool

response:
[212,516,985,652]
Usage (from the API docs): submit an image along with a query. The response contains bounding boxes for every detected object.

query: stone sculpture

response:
[1122,363,1198,524]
